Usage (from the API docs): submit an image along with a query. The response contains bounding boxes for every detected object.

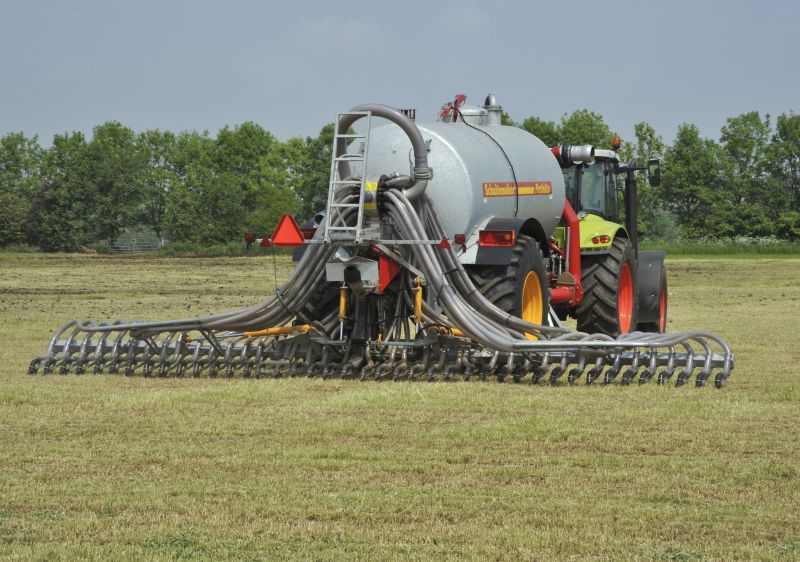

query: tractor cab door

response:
[562,162,618,221]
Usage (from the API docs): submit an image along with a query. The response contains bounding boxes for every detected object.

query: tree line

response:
[1,108,798,251]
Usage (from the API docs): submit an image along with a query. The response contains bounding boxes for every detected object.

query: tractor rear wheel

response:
[466,234,548,336]
[575,237,638,336]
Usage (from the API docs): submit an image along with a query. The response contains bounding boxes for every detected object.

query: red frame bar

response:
[550,199,584,307]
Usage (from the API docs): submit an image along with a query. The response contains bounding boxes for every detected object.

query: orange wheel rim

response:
[522,271,543,340]
[618,263,633,333]
[658,281,667,333]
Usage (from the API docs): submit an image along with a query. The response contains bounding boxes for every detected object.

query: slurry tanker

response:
[30,94,734,387]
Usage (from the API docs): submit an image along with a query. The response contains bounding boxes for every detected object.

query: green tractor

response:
[551,142,666,336]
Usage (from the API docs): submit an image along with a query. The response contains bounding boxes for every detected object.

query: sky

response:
[1,0,798,146]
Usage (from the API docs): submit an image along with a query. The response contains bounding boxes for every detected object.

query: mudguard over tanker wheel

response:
[466,234,549,329]
[575,237,638,336]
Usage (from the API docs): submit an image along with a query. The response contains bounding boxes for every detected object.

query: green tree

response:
[0,132,42,247]
[295,124,334,221]
[197,172,247,243]
[245,139,302,235]
[0,192,30,246]
[765,112,800,215]
[559,109,615,147]
[28,132,93,251]
[520,116,560,146]
[631,121,669,237]
[163,130,215,242]
[718,111,774,236]
[84,122,147,244]
[0,132,43,199]
[500,111,516,127]
[661,124,731,238]
[137,130,177,239]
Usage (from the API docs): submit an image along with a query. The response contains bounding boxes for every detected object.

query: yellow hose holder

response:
[243,324,311,338]
[339,285,347,321]
[430,326,466,338]
[414,277,423,326]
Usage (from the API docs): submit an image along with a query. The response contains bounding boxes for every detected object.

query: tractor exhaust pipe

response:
[551,144,595,165]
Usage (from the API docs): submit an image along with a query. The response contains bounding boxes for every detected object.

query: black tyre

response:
[575,237,638,336]
[466,234,549,332]
[638,266,667,333]
[296,280,340,332]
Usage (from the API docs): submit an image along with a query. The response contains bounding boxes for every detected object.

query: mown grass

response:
[0,253,798,560]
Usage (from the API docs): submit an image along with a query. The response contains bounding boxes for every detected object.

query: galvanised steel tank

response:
[363,104,565,239]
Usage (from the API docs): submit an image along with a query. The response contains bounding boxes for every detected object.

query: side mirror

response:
[647,158,661,187]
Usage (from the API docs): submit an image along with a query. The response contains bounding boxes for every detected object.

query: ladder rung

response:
[327,227,358,231]
[329,203,359,208]
[336,134,366,139]
[335,156,364,162]
[331,180,361,185]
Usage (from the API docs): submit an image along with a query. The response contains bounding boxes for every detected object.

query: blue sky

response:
[1,0,797,145]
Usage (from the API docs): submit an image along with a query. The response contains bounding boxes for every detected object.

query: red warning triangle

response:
[271,215,304,247]
[438,237,451,250]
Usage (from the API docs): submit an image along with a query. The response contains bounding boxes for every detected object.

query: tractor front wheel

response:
[575,237,638,336]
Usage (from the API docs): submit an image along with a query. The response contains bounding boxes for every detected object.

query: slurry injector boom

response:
[29,95,734,387]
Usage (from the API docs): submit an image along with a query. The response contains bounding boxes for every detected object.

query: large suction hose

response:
[336,104,432,200]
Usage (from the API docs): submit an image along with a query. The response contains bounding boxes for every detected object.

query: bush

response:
[640,236,800,255]
[0,243,40,253]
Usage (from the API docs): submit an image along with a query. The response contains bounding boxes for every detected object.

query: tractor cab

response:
[561,151,620,223]
[555,143,660,254]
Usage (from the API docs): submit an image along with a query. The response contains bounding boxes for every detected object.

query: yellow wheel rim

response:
[522,271,544,340]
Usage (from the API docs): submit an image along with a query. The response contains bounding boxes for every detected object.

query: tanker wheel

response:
[575,236,638,336]
[638,266,668,333]
[466,234,548,338]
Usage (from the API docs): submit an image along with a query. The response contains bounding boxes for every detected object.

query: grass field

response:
[1,253,798,561]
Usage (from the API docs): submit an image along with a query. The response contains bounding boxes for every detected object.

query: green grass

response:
[1,253,798,560]
[639,239,800,256]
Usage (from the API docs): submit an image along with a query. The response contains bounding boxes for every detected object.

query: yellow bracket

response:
[339,285,347,321]
[430,326,466,338]
[414,277,423,326]
[244,324,311,338]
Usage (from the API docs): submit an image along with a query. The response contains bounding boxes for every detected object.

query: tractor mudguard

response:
[474,217,546,266]
[637,250,666,326]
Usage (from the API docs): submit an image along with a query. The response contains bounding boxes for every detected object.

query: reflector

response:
[271,215,304,247]
[479,230,515,247]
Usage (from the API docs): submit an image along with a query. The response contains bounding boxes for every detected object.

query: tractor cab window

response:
[579,163,617,221]
[562,166,577,204]
[560,163,617,221]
